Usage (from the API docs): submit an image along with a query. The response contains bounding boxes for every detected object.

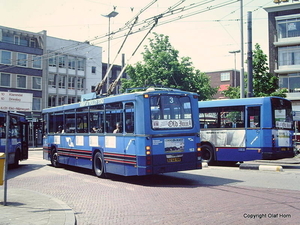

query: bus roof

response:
[43,87,197,113]
[0,110,26,117]
[198,96,288,108]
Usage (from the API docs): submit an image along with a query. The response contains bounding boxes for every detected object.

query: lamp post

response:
[102,10,118,93]
[229,50,240,87]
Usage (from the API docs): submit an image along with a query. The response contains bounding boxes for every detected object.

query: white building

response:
[45,36,102,108]
[265,2,300,111]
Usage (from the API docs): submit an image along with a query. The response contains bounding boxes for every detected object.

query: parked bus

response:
[42,88,202,177]
[0,111,29,167]
[198,97,295,164]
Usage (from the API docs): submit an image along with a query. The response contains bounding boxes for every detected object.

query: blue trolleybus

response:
[0,111,28,167]
[42,88,202,177]
[198,97,295,164]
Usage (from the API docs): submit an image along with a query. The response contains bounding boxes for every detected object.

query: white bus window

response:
[248,107,260,128]
[105,102,123,133]
[90,105,104,133]
[125,103,134,133]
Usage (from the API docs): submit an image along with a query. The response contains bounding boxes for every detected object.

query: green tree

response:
[252,43,287,97]
[121,33,218,100]
[222,86,240,99]
[223,43,287,99]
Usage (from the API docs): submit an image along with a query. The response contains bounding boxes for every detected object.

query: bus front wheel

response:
[93,152,106,178]
[51,150,60,168]
[201,144,214,165]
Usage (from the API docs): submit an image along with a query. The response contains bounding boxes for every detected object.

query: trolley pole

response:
[3,111,10,206]
[247,11,253,97]
[240,0,245,98]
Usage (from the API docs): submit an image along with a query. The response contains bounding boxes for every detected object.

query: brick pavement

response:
[1,148,299,224]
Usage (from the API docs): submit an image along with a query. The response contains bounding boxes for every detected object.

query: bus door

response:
[20,121,29,160]
[245,106,262,159]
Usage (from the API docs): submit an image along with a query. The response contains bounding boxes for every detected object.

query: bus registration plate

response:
[167,157,181,163]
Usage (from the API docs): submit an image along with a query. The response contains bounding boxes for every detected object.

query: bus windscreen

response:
[150,95,193,130]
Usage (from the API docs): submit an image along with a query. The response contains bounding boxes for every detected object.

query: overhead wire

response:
[105,0,238,94]
[107,16,161,95]
[94,0,159,94]
[1,0,231,70]
[0,0,158,73]
[1,0,238,74]
[216,0,274,45]
[100,0,188,94]
[90,0,237,46]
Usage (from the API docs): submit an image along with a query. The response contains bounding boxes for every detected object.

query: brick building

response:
[205,69,240,99]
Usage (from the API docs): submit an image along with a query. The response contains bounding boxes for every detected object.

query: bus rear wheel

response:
[51,150,60,168]
[93,152,105,178]
[13,149,20,168]
[201,144,214,165]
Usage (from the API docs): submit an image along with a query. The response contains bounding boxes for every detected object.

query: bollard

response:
[0,153,5,185]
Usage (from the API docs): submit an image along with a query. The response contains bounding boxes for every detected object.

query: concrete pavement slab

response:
[0,188,75,225]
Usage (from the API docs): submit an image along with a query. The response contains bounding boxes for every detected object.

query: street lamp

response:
[229,50,240,87]
[102,10,119,93]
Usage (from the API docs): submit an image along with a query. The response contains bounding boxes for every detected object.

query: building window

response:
[14,36,20,45]
[58,75,66,89]
[58,56,66,68]
[0,73,11,87]
[278,46,300,66]
[48,74,56,88]
[20,37,28,46]
[58,96,66,105]
[30,39,36,48]
[92,66,96,74]
[220,72,230,81]
[77,77,84,91]
[0,51,12,65]
[279,73,300,92]
[68,76,75,89]
[277,17,300,39]
[48,95,56,107]
[68,96,77,104]
[32,77,42,90]
[32,55,42,68]
[2,32,13,44]
[17,75,27,88]
[78,58,85,71]
[68,57,76,70]
[17,53,27,67]
[32,98,41,111]
[49,56,56,67]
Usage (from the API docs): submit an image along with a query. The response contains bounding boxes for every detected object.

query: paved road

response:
[3,150,300,225]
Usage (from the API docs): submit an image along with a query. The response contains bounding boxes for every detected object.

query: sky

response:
[0,0,287,72]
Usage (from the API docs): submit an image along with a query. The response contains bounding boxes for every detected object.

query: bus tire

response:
[13,149,20,168]
[51,149,60,168]
[201,144,214,165]
[93,151,106,178]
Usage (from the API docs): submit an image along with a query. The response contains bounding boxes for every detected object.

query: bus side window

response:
[0,117,5,138]
[125,103,134,133]
[221,106,245,128]
[248,106,260,128]
[90,105,104,133]
[199,111,219,128]
[106,102,123,133]
[65,109,75,133]
[76,107,88,133]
